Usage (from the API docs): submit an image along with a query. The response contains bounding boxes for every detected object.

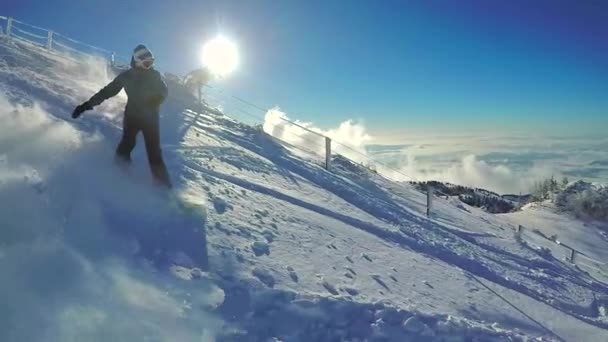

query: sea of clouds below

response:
[262,109,608,195]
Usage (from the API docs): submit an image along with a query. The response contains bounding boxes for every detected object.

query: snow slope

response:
[1,36,608,342]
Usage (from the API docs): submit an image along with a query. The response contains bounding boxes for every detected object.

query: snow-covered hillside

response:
[1,36,608,342]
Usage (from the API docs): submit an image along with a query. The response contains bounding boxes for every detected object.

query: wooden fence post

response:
[46,30,54,50]
[325,137,332,171]
[426,186,433,218]
[514,225,523,240]
[569,249,576,263]
[6,17,13,37]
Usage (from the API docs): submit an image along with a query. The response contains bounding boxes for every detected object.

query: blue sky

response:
[5,0,608,137]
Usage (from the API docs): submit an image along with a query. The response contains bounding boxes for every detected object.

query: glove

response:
[72,102,92,119]
[147,95,164,108]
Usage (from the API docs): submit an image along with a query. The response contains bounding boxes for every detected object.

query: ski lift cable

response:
[204,84,326,138]
[202,89,330,153]
[204,86,383,160]
[192,93,328,157]
[54,33,113,54]
[227,104,329,154]
[11,26,47,40]
[11,18,49,32]
[202,84,442,186]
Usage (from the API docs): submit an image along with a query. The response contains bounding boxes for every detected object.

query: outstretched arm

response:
[87,73,125,107]
[72,73,125,119]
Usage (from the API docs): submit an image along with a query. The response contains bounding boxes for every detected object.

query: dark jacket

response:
[88,68,168,117]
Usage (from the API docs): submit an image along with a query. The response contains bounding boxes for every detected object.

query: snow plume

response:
[0,40,125,123]
[263,108,372,161]
[0,95,221,341]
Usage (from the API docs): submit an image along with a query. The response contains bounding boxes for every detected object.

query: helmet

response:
[132,44,155,69]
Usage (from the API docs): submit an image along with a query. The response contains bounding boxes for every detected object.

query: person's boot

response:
[114,153,131,170]
[151,163,172,188]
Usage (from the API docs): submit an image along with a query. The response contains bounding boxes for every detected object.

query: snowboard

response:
[101,185,209,270]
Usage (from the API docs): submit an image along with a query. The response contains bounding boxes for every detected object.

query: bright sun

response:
[202,36,239,77]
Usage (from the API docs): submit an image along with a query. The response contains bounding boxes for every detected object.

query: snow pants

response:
[115,113,172,188]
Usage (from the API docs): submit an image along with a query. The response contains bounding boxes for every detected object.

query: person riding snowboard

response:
[72,44,172,188]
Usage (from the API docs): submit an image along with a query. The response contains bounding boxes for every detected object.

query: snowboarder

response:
[72,44,171,188]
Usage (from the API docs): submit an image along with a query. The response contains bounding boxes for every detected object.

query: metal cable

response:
[11,18,49,32]
[11,26,47,40]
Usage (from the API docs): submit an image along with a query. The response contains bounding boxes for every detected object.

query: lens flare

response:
[202,36,239,77]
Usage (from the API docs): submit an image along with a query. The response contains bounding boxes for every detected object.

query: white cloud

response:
[381,135,608,193]
[263,109,607,194]
[406,154,552,194]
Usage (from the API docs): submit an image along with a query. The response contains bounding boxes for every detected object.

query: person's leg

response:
[142,115,172,188]
[115,115,139,164]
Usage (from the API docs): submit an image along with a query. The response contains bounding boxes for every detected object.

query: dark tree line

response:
[458,193,516,213]
[411,181,518,214]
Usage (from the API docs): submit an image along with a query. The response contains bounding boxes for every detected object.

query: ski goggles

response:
[133,49,155,69]
[139,59,154,69]
[134,57,154,69]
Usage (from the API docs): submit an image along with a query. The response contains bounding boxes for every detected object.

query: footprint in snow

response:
[251,241,270,256]
[235,226,253,238]
[361,253,373,262]
[252,267,275,288]
[344,267,357,276]
[345,256,354,264]
[342,287,359,296]
[322,280,339,295]
[371,275,390,291]
[255,209,270,218]
[287,266,299,282]
[262,230,275,243]
[213,197,230,214]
